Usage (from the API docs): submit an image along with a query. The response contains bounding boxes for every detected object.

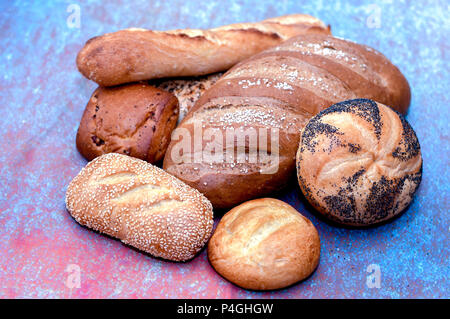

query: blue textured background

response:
[0,0,448,298]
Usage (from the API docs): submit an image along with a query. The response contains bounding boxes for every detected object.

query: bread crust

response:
[65,153,214,261]
[76,83,179,163]
[163,34,411,209]
[152,73,223,123]
[296,99,422,226]
[208,198,320,290]
[76,14,331,86]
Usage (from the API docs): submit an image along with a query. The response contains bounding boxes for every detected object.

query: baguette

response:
[76,14,331,86]
[163,34,411,209]
[65,153,214,262]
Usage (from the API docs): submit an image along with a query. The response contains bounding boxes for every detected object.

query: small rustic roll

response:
[208,198,320,290]
[65,153,214,262]
[76,83,179,163]
[296,99,422,226]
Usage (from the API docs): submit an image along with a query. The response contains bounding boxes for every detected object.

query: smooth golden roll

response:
[296,99,422,226]
[208,198,320,290]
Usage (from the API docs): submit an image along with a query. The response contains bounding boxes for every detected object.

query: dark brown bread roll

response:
[76,83,179,163]
[208,198,320,290]
[163,33,411,209]
[296,99,422,226]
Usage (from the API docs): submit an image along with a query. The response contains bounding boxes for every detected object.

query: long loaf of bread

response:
[163,34,411,209]
[76,14,330,86]
[66,153,214,261]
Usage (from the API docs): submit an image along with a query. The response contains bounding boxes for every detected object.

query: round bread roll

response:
[66,153,214,262]
[208,198,320,290]
[296,99,422,226]
[76,83,179,163]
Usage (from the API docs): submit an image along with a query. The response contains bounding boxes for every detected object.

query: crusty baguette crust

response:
[163,34,411,209]
[65,153,214,262]
[76,14,331,86]
[76,83,179,163]
[208,198,320,290]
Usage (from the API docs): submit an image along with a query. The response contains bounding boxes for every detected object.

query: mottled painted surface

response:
[0,0,448,298]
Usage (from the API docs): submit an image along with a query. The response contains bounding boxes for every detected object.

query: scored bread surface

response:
[208,198,320,290]
[65,153,214,261]
[296,99,422,226]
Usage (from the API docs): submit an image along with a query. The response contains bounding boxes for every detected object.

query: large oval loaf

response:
[163,34,411,209]
[66,153,214,261]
